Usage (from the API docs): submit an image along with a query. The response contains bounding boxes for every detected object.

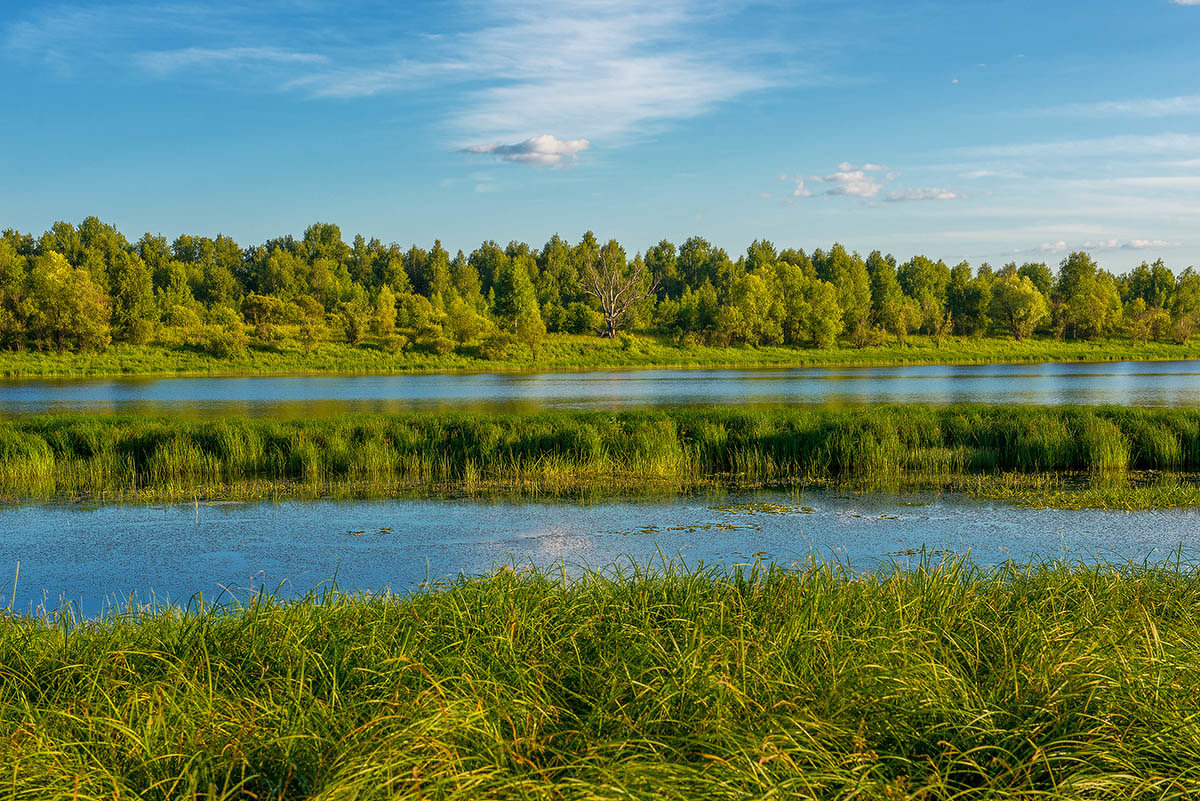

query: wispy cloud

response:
[1026,238,1183,256]
[463,134,590,168]
[1039,95,1200,117]
[886,187,963,202]
[360,0,770,146]
[814,169,885,197]
[837,161,888,172]
[1171,1,1200,6]
[6,0,775,163]
[137,47,327,75]
[281,0,776,152]
[964,133,1200,159]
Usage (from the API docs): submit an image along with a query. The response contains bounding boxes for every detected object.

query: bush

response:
[201,322,248,358]
[564,302,604,335]
[416,324,455,355]
[478,332,516,361]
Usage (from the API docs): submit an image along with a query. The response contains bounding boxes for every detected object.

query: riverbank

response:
[2,406,1198,508]
[3,558,1198,799]
[1,334,1199,378]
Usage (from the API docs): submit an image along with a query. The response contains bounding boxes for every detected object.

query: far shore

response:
[0,332,1198,380]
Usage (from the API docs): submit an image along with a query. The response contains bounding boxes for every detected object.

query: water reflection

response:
[1,360,1200,417]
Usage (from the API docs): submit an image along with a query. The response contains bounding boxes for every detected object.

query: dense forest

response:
[0,217,1195,358]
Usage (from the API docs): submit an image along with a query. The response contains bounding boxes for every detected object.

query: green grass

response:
[1,333,1199,378]
[1,406,1199,507]
[4,557,1200,799]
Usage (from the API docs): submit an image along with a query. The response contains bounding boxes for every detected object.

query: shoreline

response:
[1,334,1198,380]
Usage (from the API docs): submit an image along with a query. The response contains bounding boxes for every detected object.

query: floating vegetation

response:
[345,527,393,537]
[708,501,815,515]
[613,520,762,536]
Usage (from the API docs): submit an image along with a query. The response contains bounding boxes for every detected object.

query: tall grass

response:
[0,406,1198,500]
[3,557,1200,798]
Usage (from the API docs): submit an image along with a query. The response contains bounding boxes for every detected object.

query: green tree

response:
[445,295,489,344]
[897,254,951,334]
[28,251,112,351]
[493,254,544,335]
[0,239,30,348]
[804,278,843,348]
[645,239,680,298]
[371,285,398,338]
[1127,259,1175,310]
[108,250,157,344]
[1016,262,1054,298]
[991,273,1049,341]
[814,244,871,339]
[946,261,991,336]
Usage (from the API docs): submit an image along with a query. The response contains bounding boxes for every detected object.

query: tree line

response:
[0,217,1196,356]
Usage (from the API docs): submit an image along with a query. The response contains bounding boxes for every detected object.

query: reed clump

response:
[1,406,1198,501]
[3,557,1200,799]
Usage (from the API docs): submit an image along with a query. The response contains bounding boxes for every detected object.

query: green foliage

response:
[339,296,370,345]
[0,218,1197,359]
[478,331,516,360]
[200,320,248,358]
[3,405,1200,502]
[7,559,1200,798]
[107,250,156,344]
[370,284,397,337]
[444,295,488,344]
[991,272,1049,341]
[27,251,111,351]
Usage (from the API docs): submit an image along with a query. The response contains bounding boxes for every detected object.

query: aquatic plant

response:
[3,556,1200,798]
[1,406,1199,504]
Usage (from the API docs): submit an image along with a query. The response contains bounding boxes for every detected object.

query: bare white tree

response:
[580,244,659,338]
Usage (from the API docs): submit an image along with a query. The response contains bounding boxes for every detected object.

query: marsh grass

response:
[1,406,1199,506]
[4,557,1200,799]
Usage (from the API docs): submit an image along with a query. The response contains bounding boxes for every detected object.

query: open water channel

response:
[2,359,1200,416]
[2,361,1199,614]
[2,491,1198,616]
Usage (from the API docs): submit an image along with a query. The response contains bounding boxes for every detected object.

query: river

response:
[2,360,1199,416]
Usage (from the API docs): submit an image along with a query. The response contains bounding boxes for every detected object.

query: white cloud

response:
[463,134,590,168]
[1126,239,1182,248]
[785,162,961,201]
[813,169,884,197]
[886,187,963,202]
[1171,1,1200,5]
[1031,238,1183,255]
[1041,95,1200,117]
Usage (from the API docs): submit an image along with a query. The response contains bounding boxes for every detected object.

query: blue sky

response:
[2,0,1199,271]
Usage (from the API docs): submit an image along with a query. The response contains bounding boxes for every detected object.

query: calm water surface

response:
[2,360,1200,416]
[2,490,1196,615]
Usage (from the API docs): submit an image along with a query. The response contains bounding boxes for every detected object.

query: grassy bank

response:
[4,558,1200,799]
[1,333,1199,378]
[1,406,1199,506]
